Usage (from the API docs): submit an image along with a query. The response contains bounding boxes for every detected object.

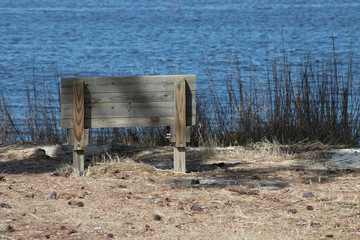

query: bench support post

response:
[73,80,85,175]
[174,78,187,173]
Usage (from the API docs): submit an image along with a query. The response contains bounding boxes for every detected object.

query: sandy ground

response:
[0,142,359,240]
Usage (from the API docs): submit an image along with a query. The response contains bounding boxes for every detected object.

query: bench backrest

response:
[60,75,196,129]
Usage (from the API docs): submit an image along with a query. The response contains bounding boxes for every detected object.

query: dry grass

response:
[0,142,359,240]
[0,44,359,147]
[195,43,360,146]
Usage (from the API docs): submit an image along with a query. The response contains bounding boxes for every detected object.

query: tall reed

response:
[193,44,360,146]
[0,44,358,146]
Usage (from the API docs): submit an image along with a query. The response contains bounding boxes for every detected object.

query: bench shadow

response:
[0,145,72,174]
[129,146,359,190]
[1,144,358,193]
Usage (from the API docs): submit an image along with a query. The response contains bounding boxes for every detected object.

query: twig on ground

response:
[27,212,46,222]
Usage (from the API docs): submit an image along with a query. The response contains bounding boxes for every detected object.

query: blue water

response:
[0,0,359,108]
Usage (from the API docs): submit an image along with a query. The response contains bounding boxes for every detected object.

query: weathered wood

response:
[84,128,89,146]
[61,91,195,105]
[73,80,85,151]
[67,128,89,145]
[63,102,174,118]
[60,75,196,174]
[169,126,191,143]
[38,143,111,157]
[72,80,86,175]
[60,75,196,129]
[174,78,187,173]
[61,99,196,128]
[174,147,186,173]
[61,75,196,94]
[62,102,195,120]
[67,129,73,145]
[61,92,195,106]
[61,91,175,104]
[175,78,186,148]
[61,116,177,129]
[73,150,84,175]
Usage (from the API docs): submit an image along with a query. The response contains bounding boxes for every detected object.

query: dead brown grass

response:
[0,143,359,240]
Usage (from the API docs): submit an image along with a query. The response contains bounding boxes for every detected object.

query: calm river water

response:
[0,0,359,109]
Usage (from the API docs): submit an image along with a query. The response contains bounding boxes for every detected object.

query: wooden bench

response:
[60,75,196,175]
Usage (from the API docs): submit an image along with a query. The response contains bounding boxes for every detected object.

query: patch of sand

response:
[329,148,360,168]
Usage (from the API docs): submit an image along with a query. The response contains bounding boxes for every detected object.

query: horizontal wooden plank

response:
[61,116,196,129]
[61,117,174,128]
[61,75,196,94]
[60,75,196,129]
[61,102,196,119]
[61,90,196,105]
[62,82,172,94]
[61,97,196,113]
[62,102,169,118]
[61,75,196,87]
[61,91,173,104]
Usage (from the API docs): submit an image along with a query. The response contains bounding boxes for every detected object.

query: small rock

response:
[191,205,203,212]
[1,223,14,232]
[107,233,115,239]
[45,191,57,200]
[25,193,35,198]
[68,200,78,206]
[0,176,6,182]
[288,209,297,214]
[145,224,152,231]
[1,203,12,209]
[68,200,84,207]
[303,191,315,198]
[306,205,314,210]
[325,234,334,238]
[3,224,15,232]
[153,214,162,221]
